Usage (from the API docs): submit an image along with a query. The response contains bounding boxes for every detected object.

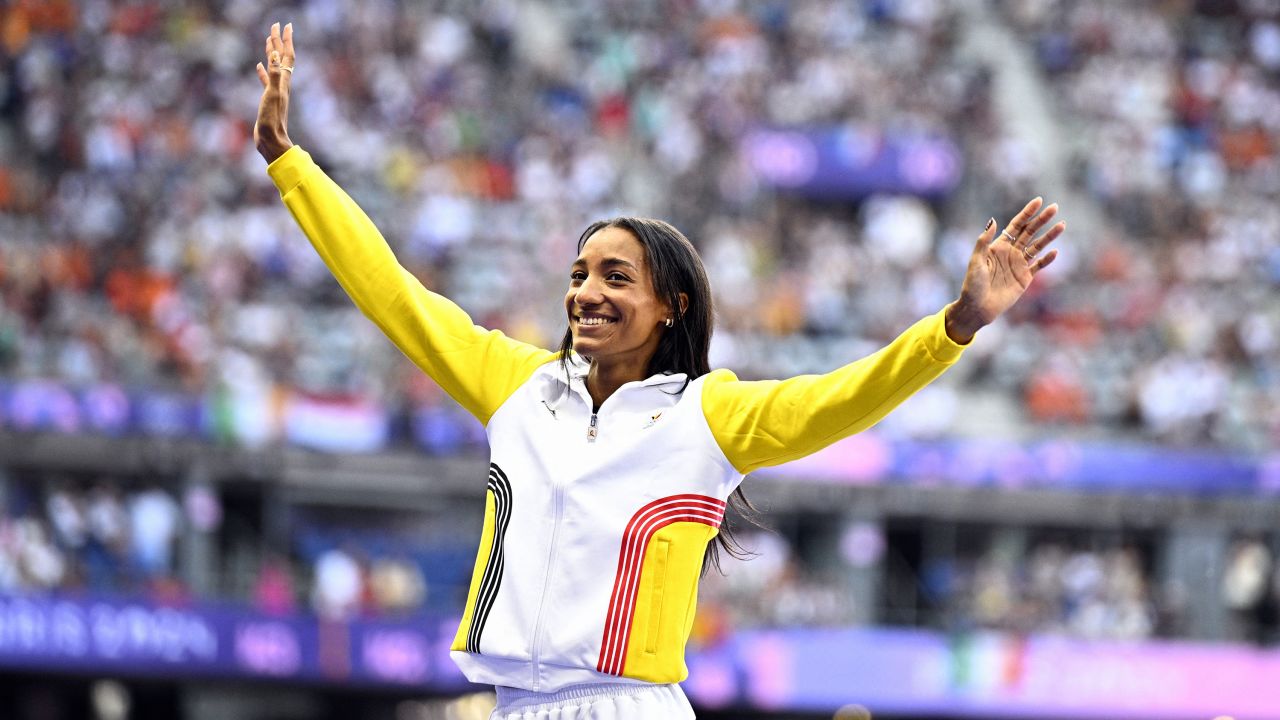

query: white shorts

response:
[491,682,695,720]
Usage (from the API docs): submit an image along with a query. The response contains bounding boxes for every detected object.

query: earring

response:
[664,318,674,328]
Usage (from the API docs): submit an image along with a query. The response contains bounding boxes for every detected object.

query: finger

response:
[269,53,295,94]
[265,34,272,61]
[1026,221,1066,257]
[270,22,282,56]
[256,62,268,87]
[1004,196,1044,238]
[1017,203,1058,248]
[975,217,996,250]
[1030,249,1059,275]
[283,22,295,62]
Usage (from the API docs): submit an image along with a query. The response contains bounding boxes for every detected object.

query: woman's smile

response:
[576,314,617,327]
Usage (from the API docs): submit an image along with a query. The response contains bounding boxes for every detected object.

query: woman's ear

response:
[677,292,689,316]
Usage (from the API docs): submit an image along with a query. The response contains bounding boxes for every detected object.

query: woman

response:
[254,22,1063,720]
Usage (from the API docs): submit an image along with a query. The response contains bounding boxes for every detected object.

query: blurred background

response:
[0,0,1278,718]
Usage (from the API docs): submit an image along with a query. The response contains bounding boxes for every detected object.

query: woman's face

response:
[565,226,671,371]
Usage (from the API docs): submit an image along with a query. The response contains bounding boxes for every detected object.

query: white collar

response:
[532,354,690,394]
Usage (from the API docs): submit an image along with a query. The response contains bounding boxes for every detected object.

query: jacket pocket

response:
[644,538,672,654]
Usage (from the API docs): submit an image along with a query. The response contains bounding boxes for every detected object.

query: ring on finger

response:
[1023,245,1036,260]
[1000,229,1019,244]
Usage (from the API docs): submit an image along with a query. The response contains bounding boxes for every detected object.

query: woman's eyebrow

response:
[570,257,640,272]
[599,257,639,272]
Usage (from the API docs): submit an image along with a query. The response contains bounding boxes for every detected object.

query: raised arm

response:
[253,23,554,424]
[705,199,1065,474]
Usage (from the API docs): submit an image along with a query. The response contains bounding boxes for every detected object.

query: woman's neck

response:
[585,359,649,412]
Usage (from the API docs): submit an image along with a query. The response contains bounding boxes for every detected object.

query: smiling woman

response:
[252,21,1064,720]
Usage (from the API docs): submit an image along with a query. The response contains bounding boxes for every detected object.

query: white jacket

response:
[451,357,739,690]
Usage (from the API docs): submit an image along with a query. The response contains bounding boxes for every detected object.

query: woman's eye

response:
[568,270,628,283]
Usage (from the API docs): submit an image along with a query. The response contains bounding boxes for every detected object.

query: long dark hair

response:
[558,217,762,575]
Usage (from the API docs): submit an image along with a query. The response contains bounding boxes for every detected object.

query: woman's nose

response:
[575,275,605,304]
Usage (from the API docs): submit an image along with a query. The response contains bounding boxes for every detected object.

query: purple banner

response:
[756,432,1280,497]
[685,628,1280,719]
[0,594,472,690]
[743,126,964,199]
[3,594,1279,718]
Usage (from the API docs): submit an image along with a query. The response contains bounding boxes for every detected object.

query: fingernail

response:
[271,51,279,62]
[286,22,292,30]
[985,217,995,231]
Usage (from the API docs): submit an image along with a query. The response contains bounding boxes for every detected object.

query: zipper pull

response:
[587,413,598,441]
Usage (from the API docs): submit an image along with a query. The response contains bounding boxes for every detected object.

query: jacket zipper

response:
[531,396,597,686]
[529,472,564,689]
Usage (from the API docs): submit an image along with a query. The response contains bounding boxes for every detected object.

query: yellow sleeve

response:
[702,308,967,474]
[267,146,555,425]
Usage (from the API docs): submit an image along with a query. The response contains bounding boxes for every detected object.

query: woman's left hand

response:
[945,197,1064,344]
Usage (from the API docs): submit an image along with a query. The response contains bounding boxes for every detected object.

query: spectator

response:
[254,553,298,615]
[368,557,427,614]
[1223,538,1275,644]
[128,485,182,579]
[85,484,129,589]
[312,545,363,620]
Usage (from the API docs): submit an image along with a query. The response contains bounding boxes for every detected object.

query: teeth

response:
[579,317,614,326]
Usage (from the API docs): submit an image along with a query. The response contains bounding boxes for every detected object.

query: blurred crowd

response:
[4,0,1274,449]
[0,481,187,599]
[0,0,1013,447]
[941,541,1163,640]
[0,472,467,620]
[6,470,1279,646]
[695,528,1186,644]
[696,530,857,643]
[287,517,474,619]
[998,0,1280,450]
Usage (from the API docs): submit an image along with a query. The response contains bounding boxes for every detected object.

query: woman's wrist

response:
[256,136,293,164]
[944,300,984,345]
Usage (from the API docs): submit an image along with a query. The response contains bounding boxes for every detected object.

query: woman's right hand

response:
[254,22,295,164]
